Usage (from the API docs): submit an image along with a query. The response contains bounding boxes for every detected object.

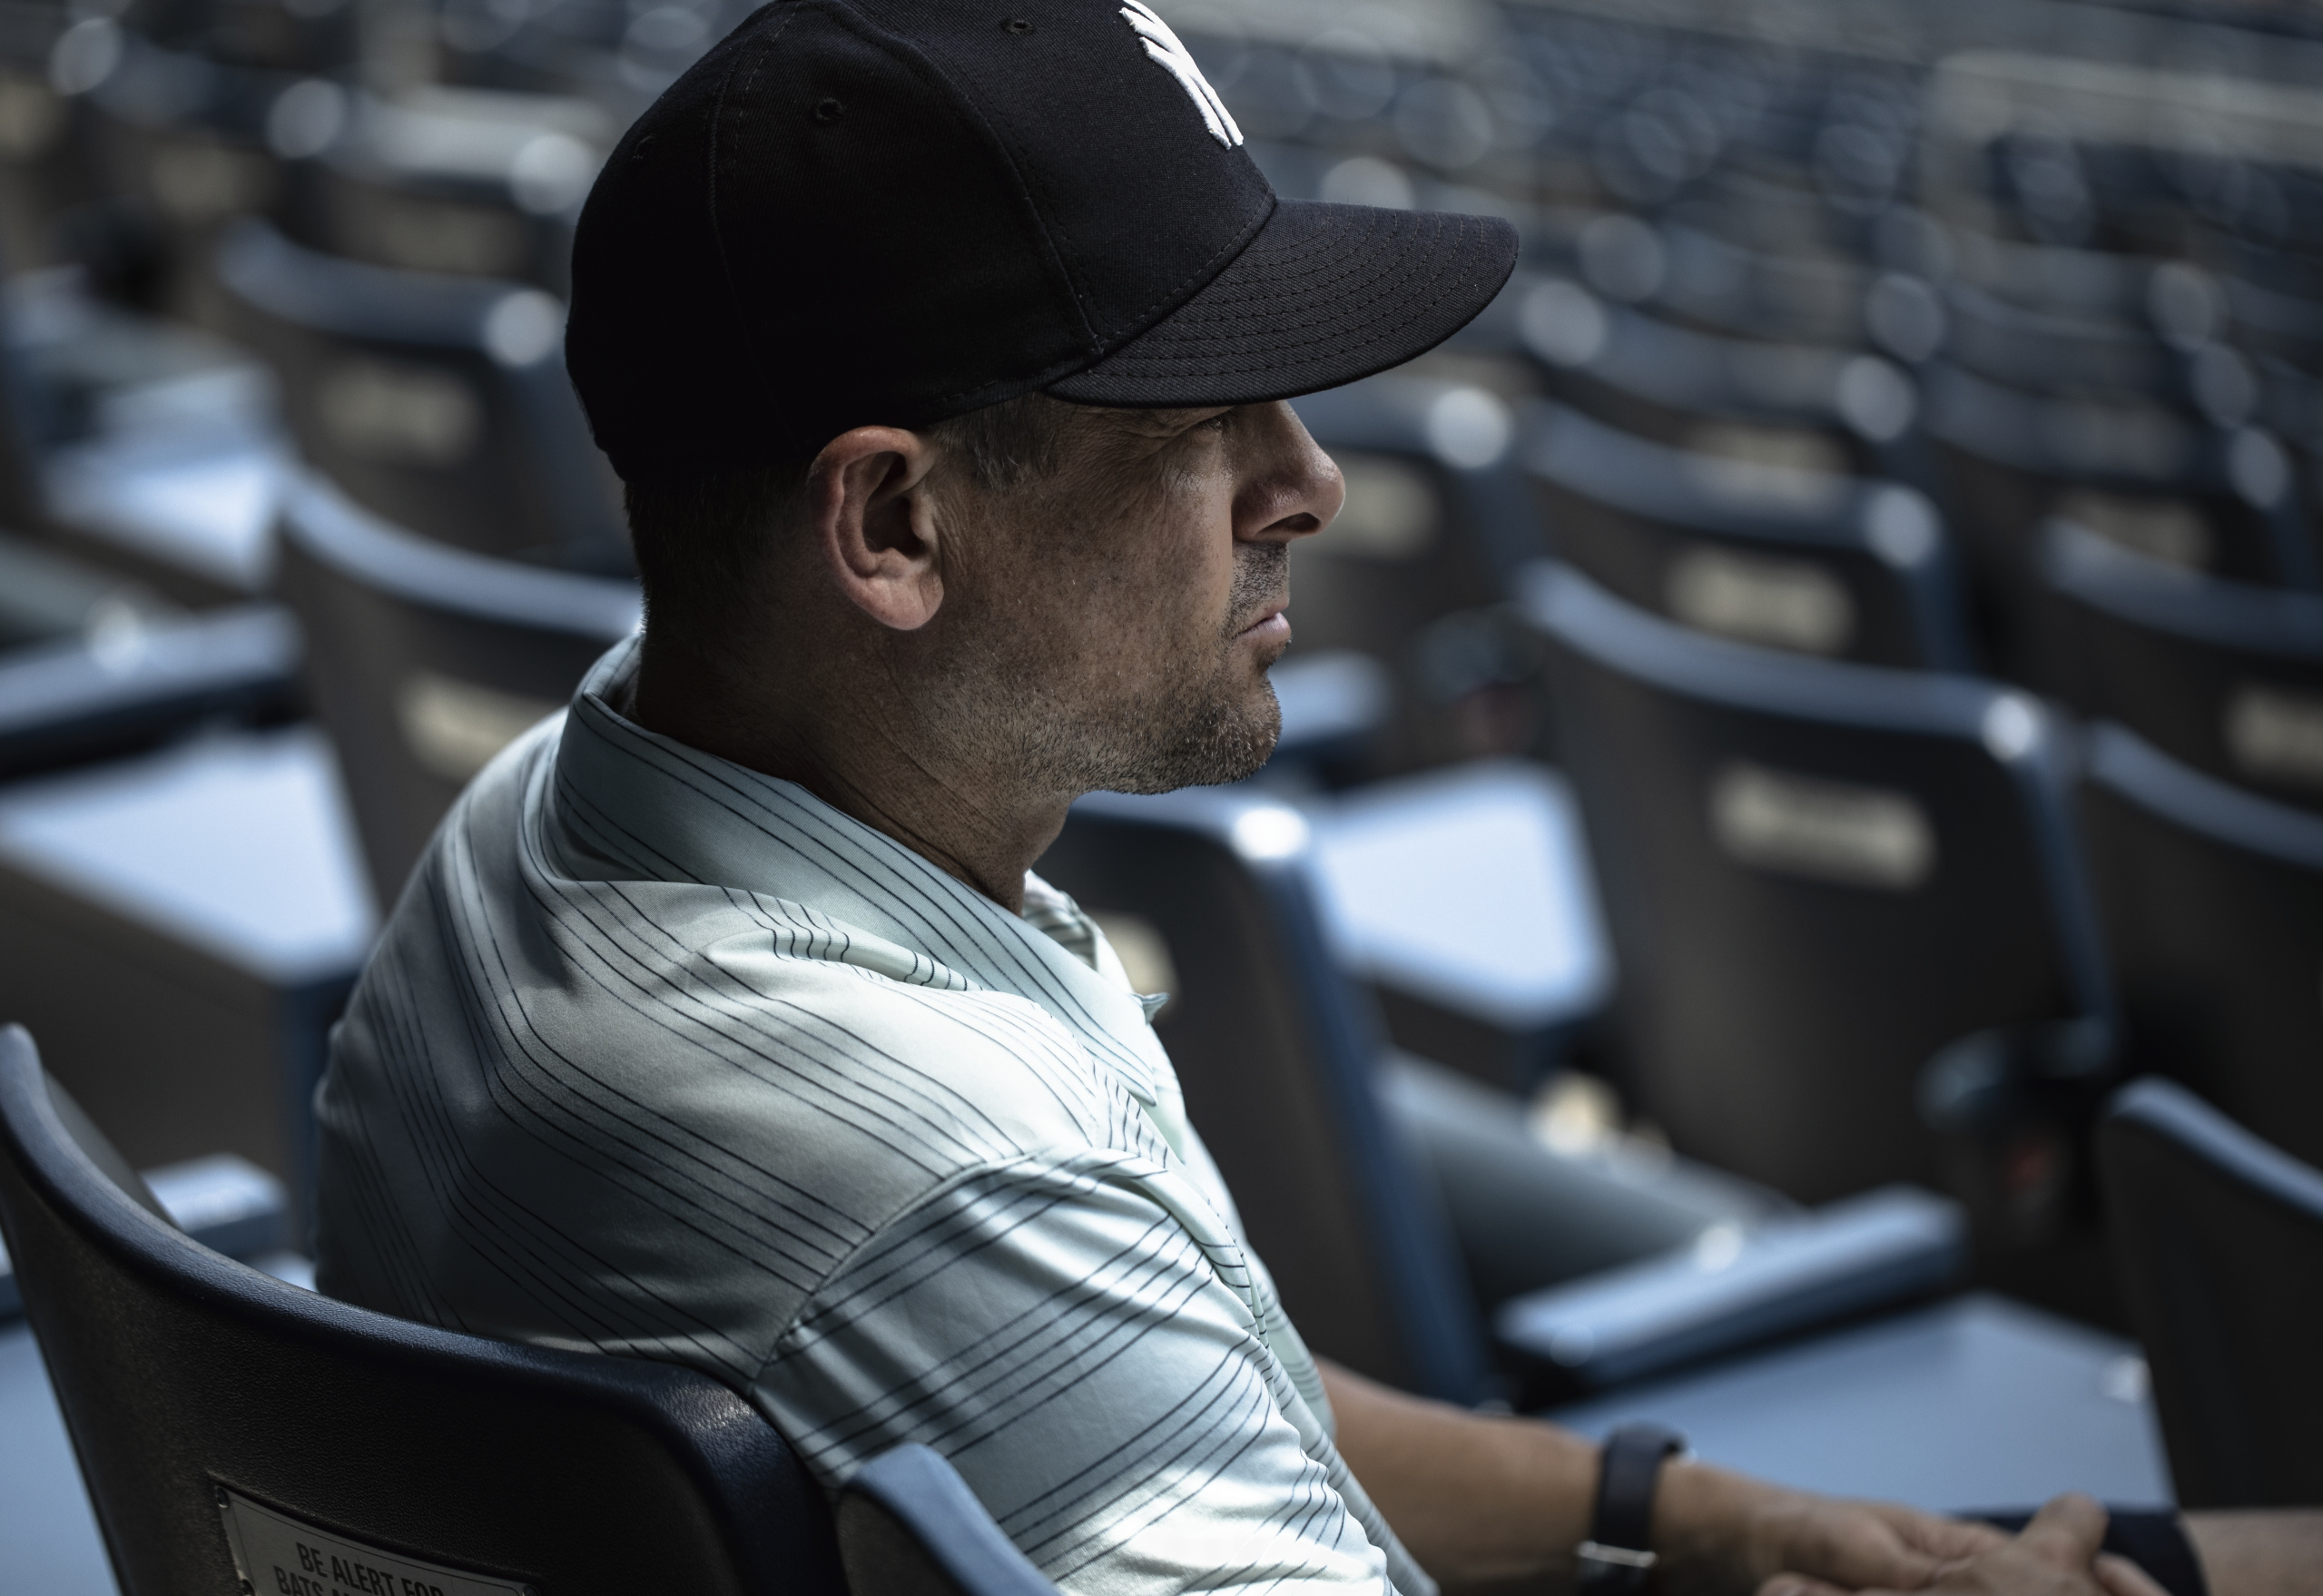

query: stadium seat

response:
[288,86,610,297]
[76,34,307,327]
[2043,517,2323,815]
[1038,783,1969,1406]
[9,269,292,606]
[1941,283,2216,413]
[1545,1290,2168,1512]
[1944,230,2163,330]
[1513,273,1926,488]
[838,1445,1059,1596]
[0,597,299,779]
[2098,1077,2323,1508]
[274,468,636,902]
[0,529,296,779]
[2079,723,2323,1169]
[0,1024,848,1596]
[1035,785,1494,1402]
[1524,561,2112,1207]
[1287,368,1549,769]
[0,720,373,1219]
[217,215,624,564]
[130,0,363,77]
[1527,398,1972,668]
[0,5,96,283]
[1929,368,2311,668]
[1,1148,287,1318]
[1304,757,1611,1089]
[1626,218,1874,350]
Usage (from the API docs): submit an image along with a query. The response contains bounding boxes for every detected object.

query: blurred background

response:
[4,0,2323,1581]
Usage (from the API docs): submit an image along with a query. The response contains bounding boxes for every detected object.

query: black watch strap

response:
[1576,1423,1686,1596]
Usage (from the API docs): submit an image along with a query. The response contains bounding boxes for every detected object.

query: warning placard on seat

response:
[218,1487,535,1596]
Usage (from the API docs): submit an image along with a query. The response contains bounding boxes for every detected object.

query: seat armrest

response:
[1919,1018,2118,1246]
[1494,1186,1965,1399]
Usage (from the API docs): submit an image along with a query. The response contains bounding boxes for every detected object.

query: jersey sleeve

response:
[749,1148,1433,1596]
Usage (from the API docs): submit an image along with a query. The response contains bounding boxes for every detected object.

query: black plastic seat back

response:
[1929,362,2309,587]
[274,469,637,902]
[2043,519,2323,816]
[81,37,307,325]
[287,91,607,298]
[1527,562,2107,1202]
[1925,361,2314,676]
[2080,724,2323,1169]
[0,1023,843,1596]
[2097,1076,2323,1508]
[1516,278,1918,487]
[1639,221,1871,350]
[1285,371,1547,766]
[218,216,624,564]
[1033,787,1488,1404]
[1527,399,1971,669]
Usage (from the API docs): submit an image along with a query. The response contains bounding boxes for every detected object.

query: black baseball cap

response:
[566,0,1520,483]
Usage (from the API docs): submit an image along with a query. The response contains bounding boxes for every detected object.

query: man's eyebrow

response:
[1108,405,1235,436]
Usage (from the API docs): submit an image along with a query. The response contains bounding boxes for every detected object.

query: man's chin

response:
[1098,679,1282,795]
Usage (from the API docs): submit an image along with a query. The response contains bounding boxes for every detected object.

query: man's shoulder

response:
[358,840,1139,1171]
[319,859,1164,1364]
[371,748,1169,1180]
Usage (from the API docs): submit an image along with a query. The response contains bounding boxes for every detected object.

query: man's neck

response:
[628,639,1066,916]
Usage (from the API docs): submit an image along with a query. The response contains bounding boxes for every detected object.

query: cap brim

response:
[1045,200,1520,409]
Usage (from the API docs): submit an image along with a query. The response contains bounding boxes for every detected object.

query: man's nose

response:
[1238,401,1344,543]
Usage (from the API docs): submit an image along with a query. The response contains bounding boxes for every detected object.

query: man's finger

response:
[2093,1552,2171,1596]
[1907,1515,2012,1561]
[2017,1494,2111,1568]
[1759,1576,1869,1596]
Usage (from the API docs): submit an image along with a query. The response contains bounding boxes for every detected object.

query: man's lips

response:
[1236,606,1290,641]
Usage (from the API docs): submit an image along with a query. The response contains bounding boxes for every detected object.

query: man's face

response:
[920,399,1342,797]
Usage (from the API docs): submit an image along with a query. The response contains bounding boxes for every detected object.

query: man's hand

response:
[1754,1495,2169,1596]
[1658,1461,2007,1595]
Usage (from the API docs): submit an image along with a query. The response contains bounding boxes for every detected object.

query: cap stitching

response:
[1088,211,1483,369]
[1050,210,1516,394]
[1105,189,1276,345]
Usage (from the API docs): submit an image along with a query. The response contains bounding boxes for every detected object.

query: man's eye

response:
[1198,411,1232,433]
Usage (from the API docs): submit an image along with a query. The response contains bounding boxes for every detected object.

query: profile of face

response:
[914,399,1344,797]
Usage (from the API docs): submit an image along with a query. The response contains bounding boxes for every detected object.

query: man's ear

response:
[808,426,947,631]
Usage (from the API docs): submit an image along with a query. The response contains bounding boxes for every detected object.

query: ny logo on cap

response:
[1120,1,1244,149]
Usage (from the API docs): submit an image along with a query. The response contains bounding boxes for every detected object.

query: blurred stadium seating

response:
[13,0,2323,1580]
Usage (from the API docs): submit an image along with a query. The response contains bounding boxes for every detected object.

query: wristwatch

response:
[1575,1423,1687,1595]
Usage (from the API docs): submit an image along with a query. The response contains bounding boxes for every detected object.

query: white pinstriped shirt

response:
[314,635,1432,1596]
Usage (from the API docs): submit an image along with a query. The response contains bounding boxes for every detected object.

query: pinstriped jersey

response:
[313,635,1432,1596]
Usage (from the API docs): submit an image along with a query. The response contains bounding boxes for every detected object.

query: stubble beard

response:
[939,541,1288,799]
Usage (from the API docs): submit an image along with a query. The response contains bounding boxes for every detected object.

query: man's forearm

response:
[1324,1361,2323,1596]
[1318,1361,1802,1596]
[1320,1358,1598,1591]
[2185,1511,2323,1596]
[1320,1361,1998,1596]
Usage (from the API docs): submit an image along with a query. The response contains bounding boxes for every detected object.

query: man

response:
[312,4,2314,1593]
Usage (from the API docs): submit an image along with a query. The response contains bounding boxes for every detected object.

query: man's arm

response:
[2184,1512,2323,1596]
[1322,1361,2001,1596]
[1325,1363,2323,1596]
